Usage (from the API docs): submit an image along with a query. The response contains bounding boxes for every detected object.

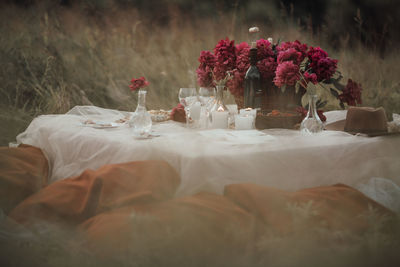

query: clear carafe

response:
[300,94,324,134]
[130,89,152,137]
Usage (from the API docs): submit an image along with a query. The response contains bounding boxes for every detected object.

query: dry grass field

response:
[0,3,399,145]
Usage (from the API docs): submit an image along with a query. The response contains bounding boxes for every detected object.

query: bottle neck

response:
[308,94,318,118]
[136,90,147,111]
[249,48,258,66]
[216,86,224,102]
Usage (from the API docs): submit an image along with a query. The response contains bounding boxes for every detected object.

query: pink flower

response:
[273,61,300,87]
[277,48,303,64]
[129,77,149,91]
[339,79,363,106]
[235,42,250,72]
[304,72,318,84]
[256,38,274,60]
[277,40,308,62]
[213,38,236,81]
[236,42,250,53]
[257,57,277,80]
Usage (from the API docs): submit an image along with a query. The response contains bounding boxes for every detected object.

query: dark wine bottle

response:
[244,44,263,109]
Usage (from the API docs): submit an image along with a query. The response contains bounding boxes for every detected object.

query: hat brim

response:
[324,119,400,137]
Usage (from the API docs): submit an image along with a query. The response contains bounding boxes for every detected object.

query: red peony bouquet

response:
[196,38,362,110]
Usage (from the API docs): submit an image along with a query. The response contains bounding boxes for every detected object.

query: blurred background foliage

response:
[1,0,400,145]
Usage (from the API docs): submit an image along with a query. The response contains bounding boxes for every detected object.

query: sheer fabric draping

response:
[16,106,400,212]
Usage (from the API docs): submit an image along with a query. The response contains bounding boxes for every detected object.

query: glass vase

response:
[300,94,324,134]
[208,85,229,129]
[130,89,152,138]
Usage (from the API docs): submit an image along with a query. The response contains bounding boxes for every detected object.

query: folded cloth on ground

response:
[224,183,393,234]
[79,192,257,257]
[0,144,49,214]
[4,159,396,264]
[8,160,180,226]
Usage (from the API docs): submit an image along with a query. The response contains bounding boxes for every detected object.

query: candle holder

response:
[235,114,254,130]
[208,85,229,129]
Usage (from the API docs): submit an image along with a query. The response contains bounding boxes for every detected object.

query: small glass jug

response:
[130,89,152,137]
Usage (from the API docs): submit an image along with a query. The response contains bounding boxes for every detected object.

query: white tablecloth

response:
[16,106,400,210]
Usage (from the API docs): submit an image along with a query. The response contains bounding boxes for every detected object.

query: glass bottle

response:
[300,94,324,134]
[208,85,229,129]
[244,43,263,109]
[130,89,152,137]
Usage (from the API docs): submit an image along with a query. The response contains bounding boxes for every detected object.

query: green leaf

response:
[325,79,333,84]
[317,100,327,108]
[330,88,339,98]
[281,84,286,93]
[333,81,345,91]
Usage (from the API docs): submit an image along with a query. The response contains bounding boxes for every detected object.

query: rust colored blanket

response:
[0,145,397,266]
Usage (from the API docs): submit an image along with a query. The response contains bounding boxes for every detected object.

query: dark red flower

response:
[273,61,300,87]
[170,103,186,123]
[307,47,328,64]
[196,51,216,87]
[257,57,277,80]
[198,50,216,69]
[213,38,236,81]
[296,106,326,122]
[227,69,245,97]
[129,77,149,91]
[306,47,337,82]
[313,57,338,82]
[339,79,363,106]
[196,68,213,88]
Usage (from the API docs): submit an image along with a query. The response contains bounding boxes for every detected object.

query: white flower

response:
[249,27,259,33]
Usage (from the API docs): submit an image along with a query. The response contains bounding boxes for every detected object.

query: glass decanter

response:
[300,94,324,134]
[208,85,229,129]
[130,89,152,138]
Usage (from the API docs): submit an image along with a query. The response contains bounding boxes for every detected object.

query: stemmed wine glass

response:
[198,87,216,109]
[198,87,216,127]
[178,87,197,127]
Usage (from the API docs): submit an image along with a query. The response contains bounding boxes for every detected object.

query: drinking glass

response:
[178,87,197,127]
[198,87,216,109]
[198,87,216,128]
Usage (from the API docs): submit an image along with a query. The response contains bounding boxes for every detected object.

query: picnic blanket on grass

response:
[0,145,398,266]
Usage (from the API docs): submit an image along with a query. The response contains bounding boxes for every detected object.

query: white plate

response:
[133,132,161,139]
[81,121,122,129]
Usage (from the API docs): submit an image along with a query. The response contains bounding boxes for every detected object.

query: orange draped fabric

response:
[224,183,393,234]
[0,144,49,214]
[9,160,181,226]
[2,145,394,260]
